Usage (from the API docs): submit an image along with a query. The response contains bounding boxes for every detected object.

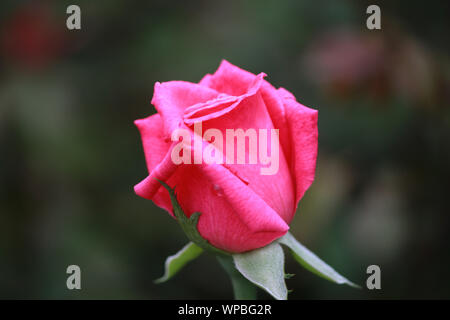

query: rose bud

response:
[134,60,318,253]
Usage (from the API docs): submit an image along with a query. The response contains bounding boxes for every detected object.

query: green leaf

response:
[278,232,360,288]
[155,242,203,284]
[156,179,230,256]
[233,242,288,300]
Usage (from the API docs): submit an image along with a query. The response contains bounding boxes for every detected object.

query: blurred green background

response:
[1,0,449,299]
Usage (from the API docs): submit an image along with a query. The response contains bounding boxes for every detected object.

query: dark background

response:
[1,0,449,299]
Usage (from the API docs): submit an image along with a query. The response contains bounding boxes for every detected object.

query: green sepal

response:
[155,242,203,284]
[233,242,288,300]
[278,232,360,288]
[156,179,230,256]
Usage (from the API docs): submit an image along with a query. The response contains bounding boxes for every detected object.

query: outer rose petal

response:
[164,162,289,252]
[135,128,289,252]
[134,114,170,173]
[134,120,289,252]
[278,87,318,206]
[134,114,176,214]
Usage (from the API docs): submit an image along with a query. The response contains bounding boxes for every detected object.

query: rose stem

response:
[216,255,257,300]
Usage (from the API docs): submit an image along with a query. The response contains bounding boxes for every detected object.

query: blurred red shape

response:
[1,3,65,69]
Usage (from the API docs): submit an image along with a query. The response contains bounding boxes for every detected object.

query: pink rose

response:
[134,60,318,253]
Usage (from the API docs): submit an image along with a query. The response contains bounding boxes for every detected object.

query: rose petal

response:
[260,81,291,162]
[199,59,262,96]
[134,122,290,252]
[184,73,265,124]
[278,87,318,206]
[196,90,295,223]
[134,114,170,173]
[134,114,179,214]
[151,81,218,136]
[167,162,289,252]
[201,61,292,165]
